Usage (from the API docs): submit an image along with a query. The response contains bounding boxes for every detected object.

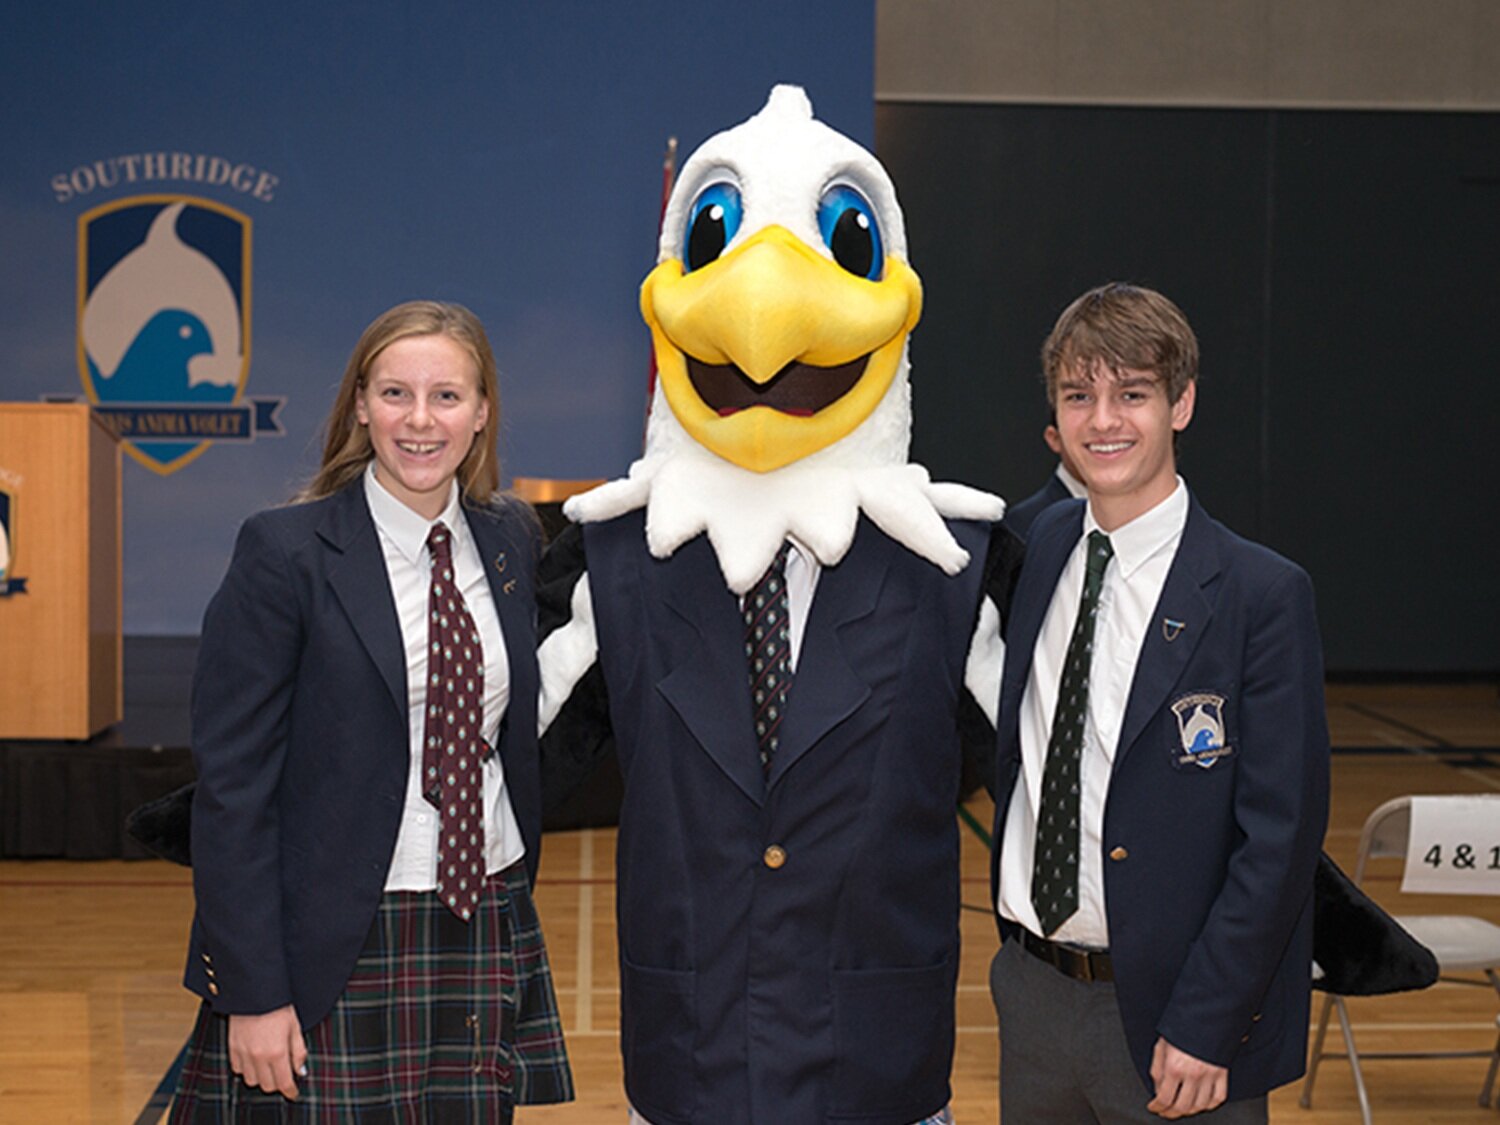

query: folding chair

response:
[1485,1013,1500,1109]
[1301,795,1500,1124]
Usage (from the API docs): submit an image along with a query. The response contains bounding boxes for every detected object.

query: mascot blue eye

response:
[817,185,882,280]
[684,182,743,272]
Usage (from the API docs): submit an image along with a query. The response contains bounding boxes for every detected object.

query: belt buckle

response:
[1030,931,1098,982]
[1065,945,1096,982]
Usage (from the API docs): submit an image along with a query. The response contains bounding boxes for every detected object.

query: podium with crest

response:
[0,403,122,740]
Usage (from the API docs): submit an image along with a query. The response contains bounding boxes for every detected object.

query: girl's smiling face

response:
[356,333,489,519]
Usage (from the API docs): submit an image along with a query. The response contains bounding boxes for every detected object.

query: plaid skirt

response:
[169,861,572,1123]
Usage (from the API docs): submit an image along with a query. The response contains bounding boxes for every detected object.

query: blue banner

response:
[92,399,284,443]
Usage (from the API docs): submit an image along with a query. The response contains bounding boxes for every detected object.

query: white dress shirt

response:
[364,464,526,889]
[997,479,1188,947]
[741,538,820,670]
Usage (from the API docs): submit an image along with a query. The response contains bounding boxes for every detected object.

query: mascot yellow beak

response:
[642,224,922,473]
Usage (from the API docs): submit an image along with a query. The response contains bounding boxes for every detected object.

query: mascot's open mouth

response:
[687,354,867,417]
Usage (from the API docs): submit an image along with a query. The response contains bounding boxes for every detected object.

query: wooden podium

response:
[0,403,122,740]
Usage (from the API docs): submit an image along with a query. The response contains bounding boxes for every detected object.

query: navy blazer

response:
[582,512,988,1125]
[183,481,542,1029]
[999,472,1071,542]
[990,494,1329,1101]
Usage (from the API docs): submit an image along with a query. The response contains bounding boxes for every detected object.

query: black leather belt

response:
[1012,924,1114,983]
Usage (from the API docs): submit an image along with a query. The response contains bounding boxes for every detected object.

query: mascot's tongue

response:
[688,355,866,417]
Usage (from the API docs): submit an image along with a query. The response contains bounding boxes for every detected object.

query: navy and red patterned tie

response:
[422,522,485,921]
[744,543,793,775]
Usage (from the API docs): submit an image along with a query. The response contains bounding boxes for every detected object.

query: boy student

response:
[989,283,1329,1121]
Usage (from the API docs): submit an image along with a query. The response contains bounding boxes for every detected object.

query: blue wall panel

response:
[2,1,873,632]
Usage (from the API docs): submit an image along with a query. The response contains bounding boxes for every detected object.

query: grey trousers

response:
[990,939,1268,1124]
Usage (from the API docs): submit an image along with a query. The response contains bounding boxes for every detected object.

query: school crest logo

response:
[0,486,25,596]
[1170,691,1232,769]
[77,194,281,474]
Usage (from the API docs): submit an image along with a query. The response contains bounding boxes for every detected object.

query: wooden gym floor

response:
[2,683,1497,1123]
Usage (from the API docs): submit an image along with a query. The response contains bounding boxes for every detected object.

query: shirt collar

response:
[363,462,463,566]
[785,535,818,576]
[1084,477,1187,581]
[1055,463,1087,499]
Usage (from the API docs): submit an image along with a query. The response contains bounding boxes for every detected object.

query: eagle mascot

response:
[537,85,1019,1125]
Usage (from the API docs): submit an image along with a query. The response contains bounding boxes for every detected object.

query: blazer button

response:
[207,982,220,996]
[1109,846,1129,862]
[763,845,787,869]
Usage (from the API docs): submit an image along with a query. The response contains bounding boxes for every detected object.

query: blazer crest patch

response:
[1170,691,1233,769]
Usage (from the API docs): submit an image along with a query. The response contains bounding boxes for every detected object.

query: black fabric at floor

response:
[0,739,196,858]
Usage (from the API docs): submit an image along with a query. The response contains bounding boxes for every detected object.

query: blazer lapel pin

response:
[493,551,516,594]
[1162,617,1186,642]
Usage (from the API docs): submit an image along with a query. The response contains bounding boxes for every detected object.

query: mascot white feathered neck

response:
[566,84,1003,592]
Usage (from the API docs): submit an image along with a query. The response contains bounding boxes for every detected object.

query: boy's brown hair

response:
[1041,282,1198,405]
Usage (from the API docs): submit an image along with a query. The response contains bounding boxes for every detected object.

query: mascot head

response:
[567,86,1001,592]
[642,84,922,473]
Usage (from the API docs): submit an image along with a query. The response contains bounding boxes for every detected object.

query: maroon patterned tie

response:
[744,543,793,775]
[422,522,485,921]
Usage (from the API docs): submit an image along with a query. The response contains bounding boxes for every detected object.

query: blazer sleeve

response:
[537,521,614,812]
[189,512,305,1015]
[1155,562,1331,1065]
